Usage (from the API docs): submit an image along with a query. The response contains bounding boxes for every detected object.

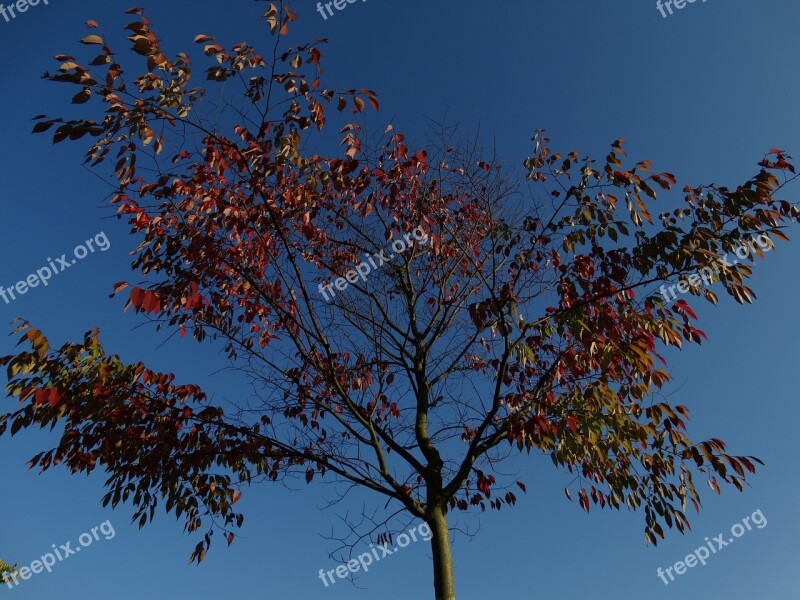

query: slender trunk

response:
[428,505,456,600]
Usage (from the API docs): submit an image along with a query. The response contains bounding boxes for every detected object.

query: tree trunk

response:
[429,505,456,600]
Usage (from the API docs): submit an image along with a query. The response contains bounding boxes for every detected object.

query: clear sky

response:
[1,1,799,598]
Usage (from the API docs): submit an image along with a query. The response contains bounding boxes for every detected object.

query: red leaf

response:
[367,94,379,111]
[48,388,63,407]
[578,488,590,512]
[130,289,162,315]
[613,171,630,183]
[674,299,697,320]
[34,388,48,406]
[129,287,144,311]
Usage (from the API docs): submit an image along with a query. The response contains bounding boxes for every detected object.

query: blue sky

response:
[1,0,799,598]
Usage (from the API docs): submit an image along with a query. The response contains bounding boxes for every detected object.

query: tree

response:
[2,5,798,599]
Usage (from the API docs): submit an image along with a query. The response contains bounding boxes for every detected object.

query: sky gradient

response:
[1,1,799,598]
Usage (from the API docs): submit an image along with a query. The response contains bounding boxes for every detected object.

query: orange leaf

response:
[80,35,104,45]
